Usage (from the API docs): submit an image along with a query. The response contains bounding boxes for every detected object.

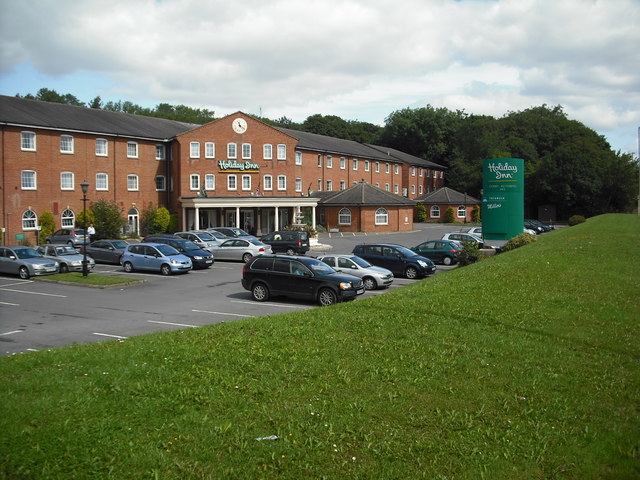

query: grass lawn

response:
[37,271,144,287]
[1,214,638,479]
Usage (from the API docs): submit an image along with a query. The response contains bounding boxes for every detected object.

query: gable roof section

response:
[0,95,197,141]
[415,187,480,205]
[317,181,416,206]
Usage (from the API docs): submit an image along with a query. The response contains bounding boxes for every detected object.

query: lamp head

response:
[80,181,89,195]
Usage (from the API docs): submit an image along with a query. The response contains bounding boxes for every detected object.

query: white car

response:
[36,244,95,273]
[317,254,394,290]
[442,232,487,247]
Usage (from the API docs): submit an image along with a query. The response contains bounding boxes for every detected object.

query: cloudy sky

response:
[1,0,638,154]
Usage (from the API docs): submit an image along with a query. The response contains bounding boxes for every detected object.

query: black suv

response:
[142,235,214,269]
[260,230,310,255]
[352,243,436,279]
[242,255,364,306]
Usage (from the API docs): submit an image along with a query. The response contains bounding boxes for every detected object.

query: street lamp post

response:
[80,181,90,277]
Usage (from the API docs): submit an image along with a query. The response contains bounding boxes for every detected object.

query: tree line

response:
[16,88,639,219]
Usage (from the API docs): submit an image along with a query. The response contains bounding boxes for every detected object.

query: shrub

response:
[471,205,481,222]
[285,223,318,238]
[458,241,481,266]
[75,208,95,230]
[443,207,455,223]
[568,215,586,226]
[142,204,171,235]
[39,210,56,241]
[92,199,125,239]
[414,204,427,222]
[501,233,536,252]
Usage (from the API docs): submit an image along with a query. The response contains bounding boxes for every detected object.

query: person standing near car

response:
[87,224,96,242]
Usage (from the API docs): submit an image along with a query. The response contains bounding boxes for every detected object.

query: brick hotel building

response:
[0,95,446,244]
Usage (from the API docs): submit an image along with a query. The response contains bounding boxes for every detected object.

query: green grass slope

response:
[1,214,638,479]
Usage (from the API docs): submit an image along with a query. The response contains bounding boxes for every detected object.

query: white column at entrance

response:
[235,207,240,228]
[274,206,279,230]
[312,206,316,229]
[182,208,187,231]
[194,207,200,230]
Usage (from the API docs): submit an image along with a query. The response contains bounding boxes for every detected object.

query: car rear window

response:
[250,257,273,270]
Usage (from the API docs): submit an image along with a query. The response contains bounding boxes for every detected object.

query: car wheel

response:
[67,241,74,246]
[405,266,418,279]
[45,239,51,244]
[123,261,134,273]
[286,248,295,256]
[252,282,269,302]
[363,277,377,290]
[60,263,69,273]
[442,256,453,266]
[18,266,30,280]
[242,253,253,263]
[318,288,337,306]
[160,264,172,276]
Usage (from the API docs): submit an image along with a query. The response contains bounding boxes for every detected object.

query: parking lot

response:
[0,224,462,356]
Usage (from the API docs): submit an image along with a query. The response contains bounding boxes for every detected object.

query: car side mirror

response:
[9,255,16,260]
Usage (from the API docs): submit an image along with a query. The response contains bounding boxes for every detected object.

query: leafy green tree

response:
[92,200,124,239]
[75,209,95,230]
[443,207,455,223]
[89,96,102,109]
[153,207,171,233]
[39,210,56,241]
[414,204,427,222]
[141,204,172,235]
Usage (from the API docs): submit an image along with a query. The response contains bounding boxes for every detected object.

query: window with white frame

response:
[419,168,423,177]
[190,174,200,190]
[205,174,215,190]
[375,161,380,172]
[155,175,166,191]
[21,131,36,151]
[21,170,36,190]
[412,166,416,176]
[227,175,237,190]
[340,180,345,190]
[340,157,346,169]
[295,151,302,165]
[61,209,75,228]
[419,185,423,194]
[22,210,37,230]
[227,143,237,158]
[411,185,416,195]
[375,208,389,225]
[96,173,108,190]
[127,174,139,191]
[385,183,390,191]
[326,156,333,168]
[338,208,352,225]
[277,175,286,190]
[190,142,200,158]
[263,175,272,190]
[60,172,74,190]
[205,142,215,158]
[364,160,370,171]
[326,180,333,191]
[353,158,358,171]
[242,175,251,190]
[264,144,273,160]
[385,163,390,173]
[242,143,251,159]
[295,178,302,192]
[394,184,399,194]
[127,142,138,158]
[60,135,74,153]
[317,179,322,191]
[457,205,466,218]
[440,171,444,178]
[277,144,286,160]
[395,164,400,175]
[430,206,441,218]
[375,182,380,188]
[156,144,165,160]
[96,138,108,156]
[317,155,322,168]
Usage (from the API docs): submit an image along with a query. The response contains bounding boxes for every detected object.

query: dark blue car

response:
[352,243,436,279]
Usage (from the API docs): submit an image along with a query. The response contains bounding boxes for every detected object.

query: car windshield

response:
[226,228,249,236]
[14,248,42,259]
[156,244,179,256]
[111,240,129,249]
[182,240,200,251]
[350,256,372,268]
[195,232,215,241]
[395,246,419,257]
[249,239,266,246]
[55,246,78,255]
[307,260,336,275]
[208,230,226,239]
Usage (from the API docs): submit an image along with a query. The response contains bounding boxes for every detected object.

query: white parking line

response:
[230,300,306,309]
[192,309,252,317]
[93,333,128,339]
[148,320,197,328]
[0,301,20,306]
[0,280,33,287]
[0,330,23,336]
[0,288,67,297]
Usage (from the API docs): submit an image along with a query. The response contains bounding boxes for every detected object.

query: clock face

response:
[232,117,248,134]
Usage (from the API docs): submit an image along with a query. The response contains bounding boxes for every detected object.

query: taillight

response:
[259,247,265,252]
[297,240,301,246]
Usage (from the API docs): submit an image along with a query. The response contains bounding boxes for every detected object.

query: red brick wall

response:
[322,205,414,233]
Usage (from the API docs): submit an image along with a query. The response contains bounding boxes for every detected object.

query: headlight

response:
[417,260,428,267]
[71,260,82,266]
[33,264,44,271]
[170,258,179,265]
[339,282,352,290]
[193,256,203,260]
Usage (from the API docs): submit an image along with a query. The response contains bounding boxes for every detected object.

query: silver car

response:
[0,246,59,279]
[174,231,222,252]
[317,254,394,290]
[36,244,95,273]
[208,238,272,263]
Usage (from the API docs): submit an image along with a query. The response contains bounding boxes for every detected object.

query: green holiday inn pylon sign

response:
[482,158,524,240]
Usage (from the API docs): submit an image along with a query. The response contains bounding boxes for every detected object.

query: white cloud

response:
[1,0,638,153]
